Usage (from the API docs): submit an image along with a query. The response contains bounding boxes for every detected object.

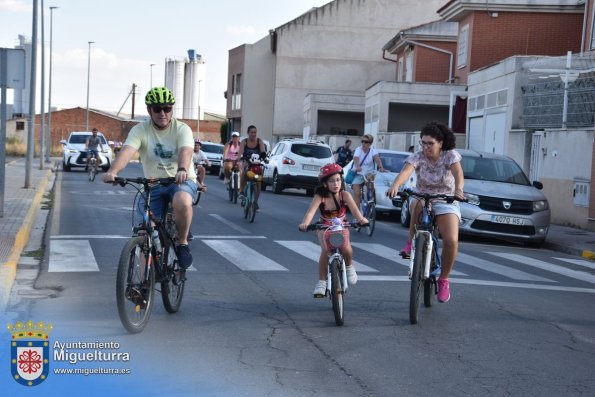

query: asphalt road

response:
[7,164,595,396]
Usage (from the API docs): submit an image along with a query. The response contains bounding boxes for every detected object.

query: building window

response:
[405,52,413,82]
[397,58,403,82]
[16,121,25,130]
[232,73,242,111]
[457,24,469,69]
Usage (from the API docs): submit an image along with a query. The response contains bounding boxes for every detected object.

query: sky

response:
[0,0,332,117]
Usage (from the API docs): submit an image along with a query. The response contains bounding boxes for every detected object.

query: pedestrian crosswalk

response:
[46,235,595,293]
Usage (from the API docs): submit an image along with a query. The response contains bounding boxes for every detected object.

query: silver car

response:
[399,149,550,246]
[343,149,416,214]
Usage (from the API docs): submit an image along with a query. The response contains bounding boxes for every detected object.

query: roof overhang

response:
[438,0,585,22]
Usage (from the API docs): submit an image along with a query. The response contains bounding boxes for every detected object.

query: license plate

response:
[492,215,526,225]
[302,164,319,172]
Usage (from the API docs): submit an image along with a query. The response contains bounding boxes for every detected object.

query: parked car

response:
[200,142,224,175]
[343,149,415,214]
[262,139,334,195]
[61,131,113,172]
[398,149,550,246]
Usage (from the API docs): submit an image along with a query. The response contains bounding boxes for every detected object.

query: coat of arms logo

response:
[8,320,53,387]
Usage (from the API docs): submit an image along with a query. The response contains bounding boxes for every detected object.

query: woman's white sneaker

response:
[313,280,326,298]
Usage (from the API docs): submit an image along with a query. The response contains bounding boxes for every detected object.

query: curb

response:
[543,241,589,260]
[0,167,54,311]
[582,250,595,261]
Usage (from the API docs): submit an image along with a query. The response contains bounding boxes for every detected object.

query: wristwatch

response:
[177,167,186,172]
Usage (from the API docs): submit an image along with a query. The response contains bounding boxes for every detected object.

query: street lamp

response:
[150,63,155,87]
[85,40,94,131]
[46,5,58,162]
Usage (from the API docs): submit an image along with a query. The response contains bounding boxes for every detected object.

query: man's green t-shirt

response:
[124,119,197,182]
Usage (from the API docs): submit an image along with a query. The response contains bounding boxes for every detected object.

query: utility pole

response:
[131,83,136,119]
[25,0,39,188]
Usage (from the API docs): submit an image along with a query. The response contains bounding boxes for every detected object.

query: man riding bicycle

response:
[102,87,197,270]
[192,139,210,191]
[85,128,104,171]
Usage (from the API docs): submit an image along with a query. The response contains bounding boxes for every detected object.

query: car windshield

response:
[461,156,530,185]
[379,152,408,173]
[69,134,107,145]
[201,143,223,154]
[290,144,332,159]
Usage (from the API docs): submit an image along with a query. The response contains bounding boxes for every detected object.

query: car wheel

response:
[63,161,71,172]
[272,171,283,194]
[400,198,410,227]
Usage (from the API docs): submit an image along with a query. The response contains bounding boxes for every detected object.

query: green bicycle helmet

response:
[145,87,175,105]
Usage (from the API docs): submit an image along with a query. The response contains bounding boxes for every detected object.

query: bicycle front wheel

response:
[366,203,376,236]
[161,243,185,313]
[89,165,96,181]
[193,189,201,206]
[409,234,426,325]
[116,236,155,333]
[330,258,345,326]
[423,243,438,308]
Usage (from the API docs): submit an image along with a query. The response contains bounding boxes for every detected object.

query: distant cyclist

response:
[238,125,267,211]
[102,87,197,270]
[192,139,210,190]
[85,128,104,171]
[223,131,241,184]
[334,139,353,167]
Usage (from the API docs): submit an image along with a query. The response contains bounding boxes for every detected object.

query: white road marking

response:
[357,276,595,293]
[489,252,595,284]
[193,236,266,239]
[208,213,251,234]
[202,240,288,271]
[554,257,595,270]
[457,252,554,282]
[352,242,467,276]
[49,240,100,272]
[275,240,378,272]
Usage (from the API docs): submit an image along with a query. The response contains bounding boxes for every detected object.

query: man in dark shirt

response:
[334,139,353,167]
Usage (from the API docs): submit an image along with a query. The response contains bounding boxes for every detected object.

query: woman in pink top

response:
[387,122,465,304]
[223,131,241,183]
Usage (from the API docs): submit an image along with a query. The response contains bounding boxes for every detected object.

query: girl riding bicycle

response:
[299,163,368,297]
[387,122,465,303]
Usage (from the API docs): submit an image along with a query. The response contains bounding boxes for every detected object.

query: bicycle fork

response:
[408,230,433,280]
[327,252,347,295]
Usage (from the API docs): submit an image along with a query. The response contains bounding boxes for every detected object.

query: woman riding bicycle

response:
[387,122,465,303]
[299,163,368,297]
[351,134,387,206]
[223,131,241,184]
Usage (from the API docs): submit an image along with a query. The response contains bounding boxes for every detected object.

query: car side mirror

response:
[60,139,67,145]
[532,181,543,190]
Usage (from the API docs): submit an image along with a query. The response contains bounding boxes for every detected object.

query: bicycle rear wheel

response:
[330,258,345,326]
[423,245,438,308]
[116,236,155,333]
[161,243,185,313]
[409,234,426,325]
[366,203,376,236]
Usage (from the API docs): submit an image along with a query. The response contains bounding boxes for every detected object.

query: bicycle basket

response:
[325,229,348,251]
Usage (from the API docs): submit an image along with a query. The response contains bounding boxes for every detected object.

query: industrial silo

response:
[183,49,205,120]
[164,58,185,119]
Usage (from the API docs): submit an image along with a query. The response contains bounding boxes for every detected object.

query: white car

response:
[200,142,224,175]
[343,149,415,214]
[61,131,113,172]
[263,139,334,195]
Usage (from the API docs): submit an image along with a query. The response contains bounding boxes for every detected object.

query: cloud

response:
[0,0,30,12]
[225,25,256,36]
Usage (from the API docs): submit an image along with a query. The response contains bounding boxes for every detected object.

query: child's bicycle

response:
[396,188,465,325]
[305,219,367,326]
[88,152,100,182]
[112,177,186,333]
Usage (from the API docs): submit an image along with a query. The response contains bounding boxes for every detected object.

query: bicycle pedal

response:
[313,293,326,299]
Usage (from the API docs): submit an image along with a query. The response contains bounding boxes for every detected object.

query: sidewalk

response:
[0,156,594,310]
[0,157,57,310]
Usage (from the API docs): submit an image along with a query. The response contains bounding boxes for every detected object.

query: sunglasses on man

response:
[152,106,173,114]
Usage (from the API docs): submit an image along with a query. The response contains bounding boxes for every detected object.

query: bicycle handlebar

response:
[304,221,369,231]
[111,176,177,187]
[397,188,467,203]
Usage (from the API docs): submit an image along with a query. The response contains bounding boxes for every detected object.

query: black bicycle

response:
[224,159,240,204]
[112,177,186,333]
[396,188,465,324]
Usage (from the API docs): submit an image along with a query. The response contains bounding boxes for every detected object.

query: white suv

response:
[262,139,334,195]
[61,131,113,172]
